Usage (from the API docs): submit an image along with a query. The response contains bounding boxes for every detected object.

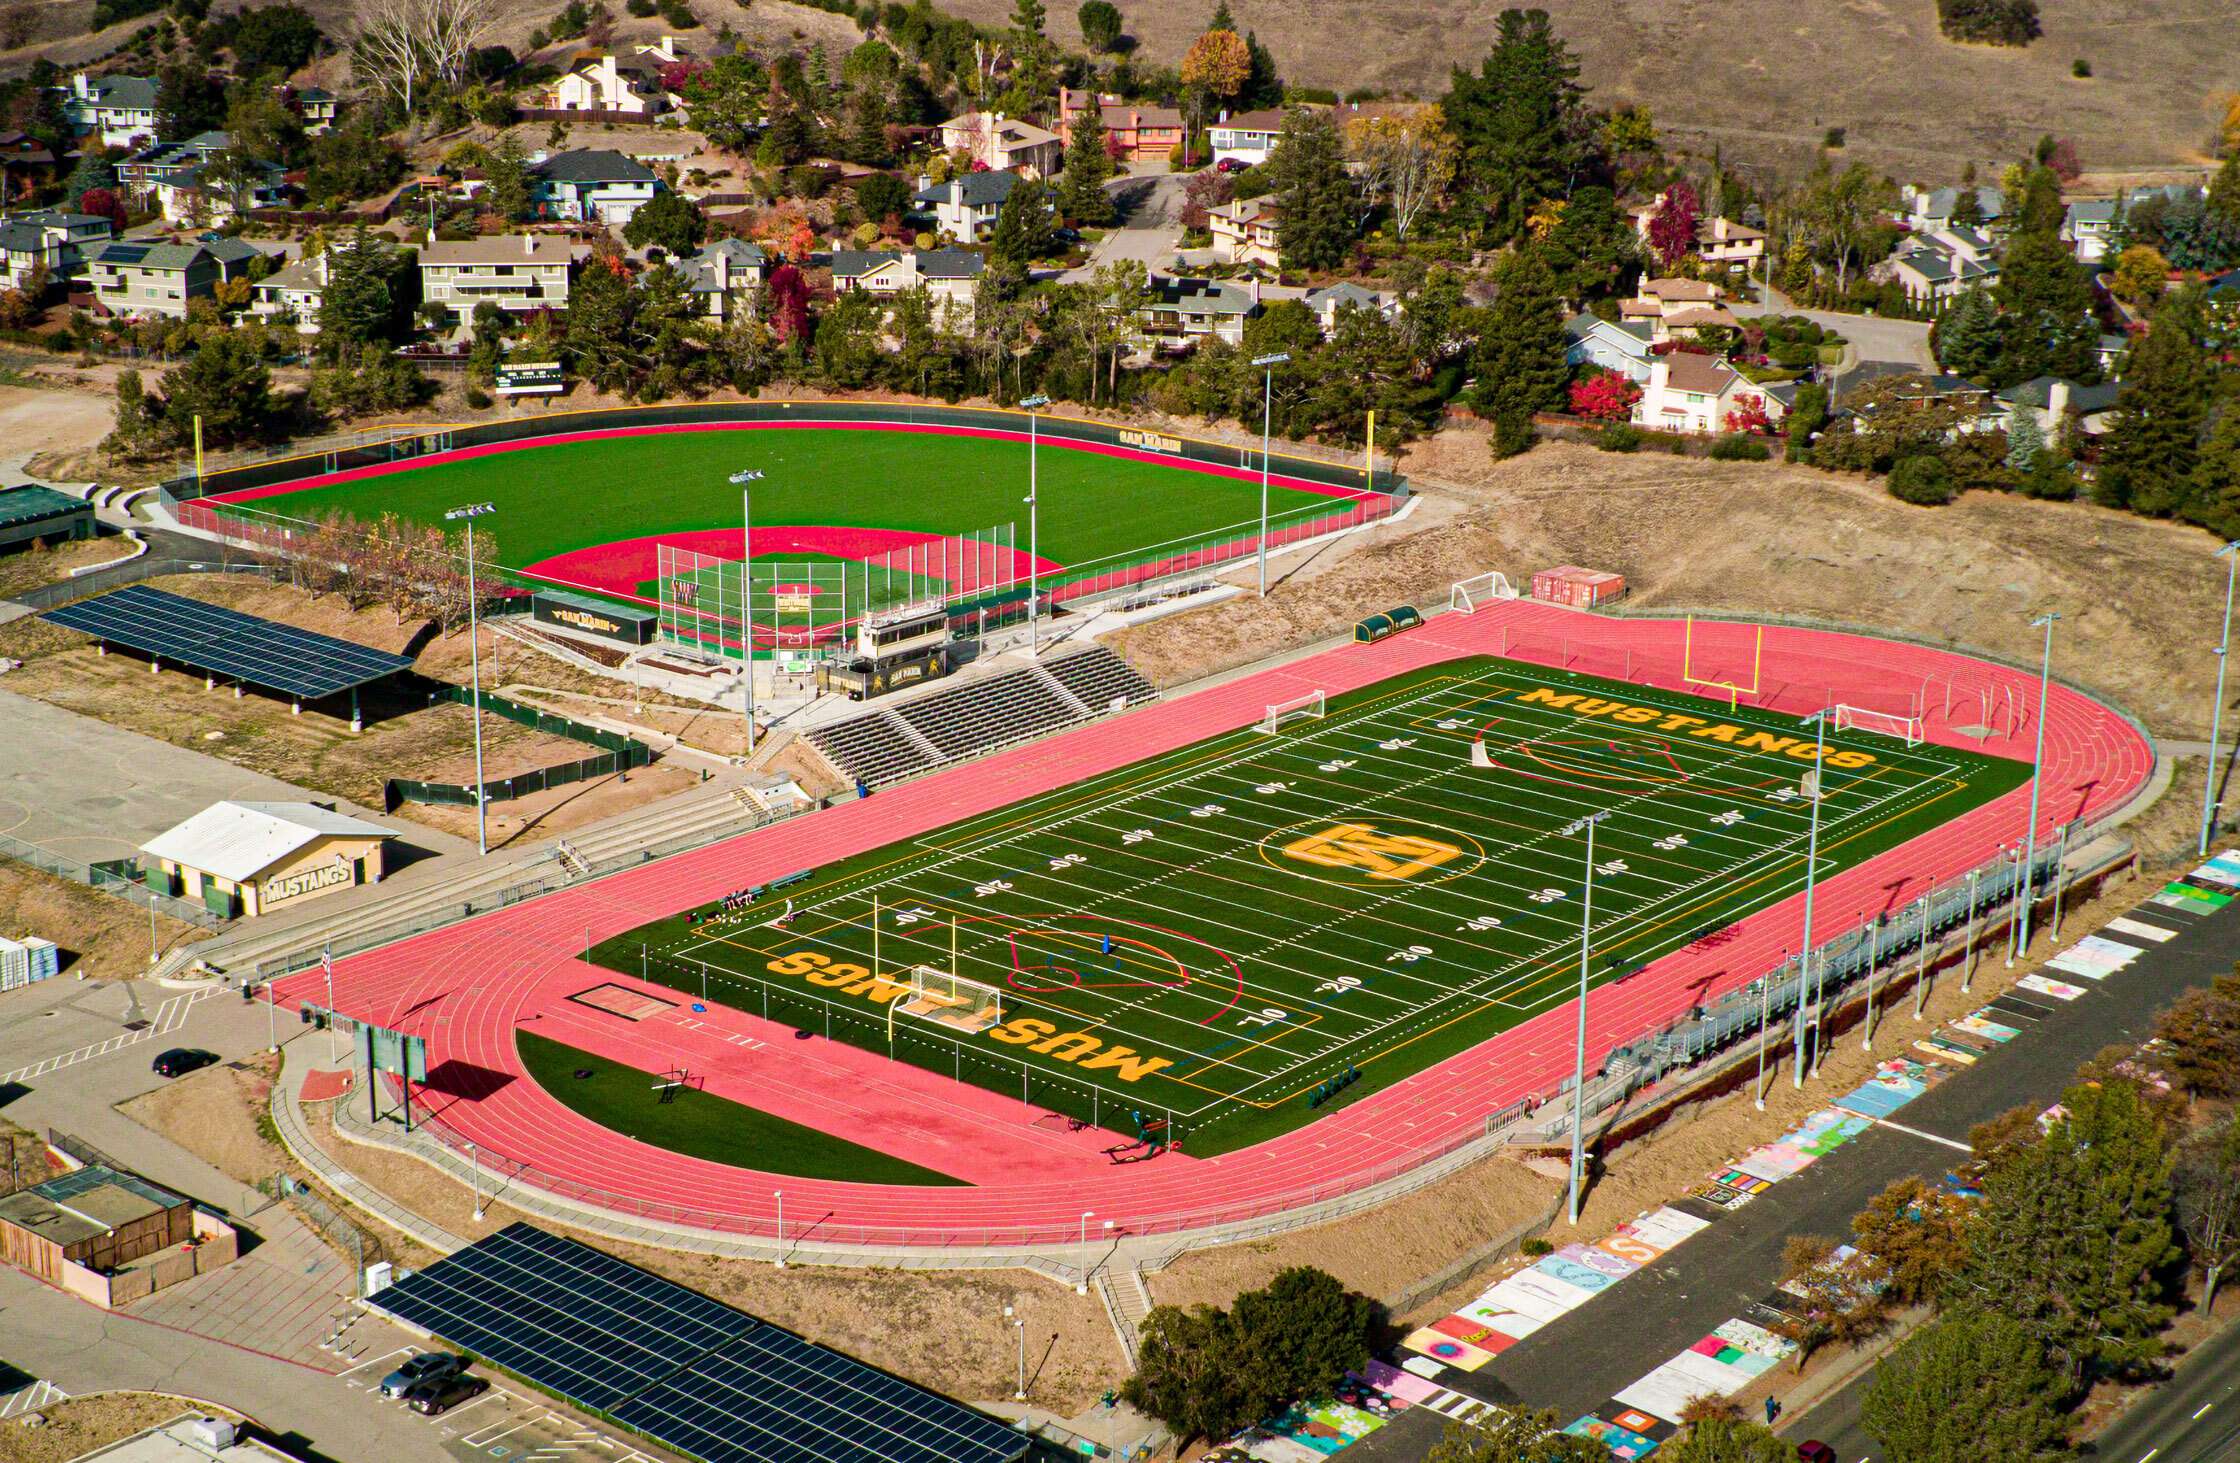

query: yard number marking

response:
[1314,975,1363,994]
[1318,758,1359,773]
[1279,823,1466,883]
[1190,803,1226,819]
[1121,828,1156,844]
[891,906,940,925]
[1653,833,1689,851]
[1385,944,1434,964]
[1528,887,1567,905]
[1237,1007,1288,1028]
[973,880,1013,898]
[1049,853,1088,871]
[1457,914,1503,932]
[1254,781,1292,795]
[1710,810,1746,826]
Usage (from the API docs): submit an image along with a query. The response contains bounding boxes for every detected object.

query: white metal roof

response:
[140,801,394,882]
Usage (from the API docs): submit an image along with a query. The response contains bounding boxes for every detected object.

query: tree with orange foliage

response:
[1179,28,1250,149]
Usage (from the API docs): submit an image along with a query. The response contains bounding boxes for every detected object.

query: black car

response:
[379,1353,464,1399]
[404,1374,487,1416]
[151,1048,220,1078]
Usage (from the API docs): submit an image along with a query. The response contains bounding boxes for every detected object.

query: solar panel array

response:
[368,1225,748,1412]
[43,584,416,700]
[368,1224,1027,1463]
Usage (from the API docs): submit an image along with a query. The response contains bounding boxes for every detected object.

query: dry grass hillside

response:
[1116,429,2221,747]
[947,0,2237,175]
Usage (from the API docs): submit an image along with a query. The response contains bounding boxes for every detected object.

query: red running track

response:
[276,605,2152,1248]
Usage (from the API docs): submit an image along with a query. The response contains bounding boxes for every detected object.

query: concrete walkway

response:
[272,1043,466,1256]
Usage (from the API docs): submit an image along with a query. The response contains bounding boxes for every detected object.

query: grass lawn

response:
[594,655,2031,1157]
[214,427,1348,578]
[515,1029,970,1186]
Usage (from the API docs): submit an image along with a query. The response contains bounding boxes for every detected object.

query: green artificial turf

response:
[223,427,1346,576]
[596,655,2032,1156]
[515,1029,970,1186]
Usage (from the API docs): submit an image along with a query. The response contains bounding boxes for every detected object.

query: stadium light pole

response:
[1020,395,1050,653]
[730,470,765,756]
[444,502,495,856]
[2012,612,2062,965]
[1005,1306,1025,1400]
[1250,352,1290,597]
[1567,809,1611,1226]
[1794,708,1831,1085]
[2201,542,2240,856]
[1077,1210,1094,1294]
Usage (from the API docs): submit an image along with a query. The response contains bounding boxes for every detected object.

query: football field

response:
[592,656,2031,1156]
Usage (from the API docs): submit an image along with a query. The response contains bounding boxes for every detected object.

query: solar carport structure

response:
[42,584,416,730]
[367,1224,1030,1463]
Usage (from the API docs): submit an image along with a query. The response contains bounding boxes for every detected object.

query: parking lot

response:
[335,1346,676,1463]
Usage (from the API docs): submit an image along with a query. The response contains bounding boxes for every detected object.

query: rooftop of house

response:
[1662,305,1740,329]
[1305,281,1381,311]
[829,249,902,279]
[913,248,985,279]
[81,236,258,271]
[1659,351,1739,395]
[676,237,767,291]
[943,111,1060,149]
[1996,375,2123,413]
[912,169,1016,208]
[1564,314,1657,347]
[1216,108,1289,131]
[1908,184,2004,220]
[532,149,658,185]
[72,73,160,111]
[1145,275,1257,315]
[1638,277,1723,303]
[419,235,590,267]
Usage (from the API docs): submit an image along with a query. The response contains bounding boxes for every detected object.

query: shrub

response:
[2072,57,2091,76]
[1519,1237,1554,1257]
[1710,434,1771,461]
[465,387,493,409]
[1596,424,1643,453]
[627,0,656,13]
[1886,454,1955,505]
[1824,126,1846,148]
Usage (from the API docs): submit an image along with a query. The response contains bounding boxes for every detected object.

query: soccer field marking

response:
[648,662,2000,1120]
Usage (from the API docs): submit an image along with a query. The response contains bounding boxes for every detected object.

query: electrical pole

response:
[2013,613,2061,962]
[2202,542,2239,856]
[730,470,765,756]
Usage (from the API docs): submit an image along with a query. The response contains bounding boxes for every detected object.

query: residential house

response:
[0,209,111,294]
[2062,184,2208,264]
[532,44,676,116]
[1057,91,1184,164]
[940,112,1061,180]
[1301,281,1388,334]
[1562,314,1656,384]
[675,237,767,322]
[290,86,339,134]
[1133,273,1260,350]
[530,149,660,225]
[76,236,259,319]
[1899,184,2004,235]
[2096,330,2135,377]
[1631,351,1761,435]
[1878,238,1998,309]
[418,234,589,321]
[1846,372,2000,431]
[911,169,1016,245]
[0,132,61,203]
[1995,375,2122,443]
[117,131,232,198]
[1695,215,1766,269]
[58,72,159,151]
[1619,277,1738,340]
[156,155,289,226]
[1206,196,1281,268]
[830,248,986,308]
[1209,109,1287,168]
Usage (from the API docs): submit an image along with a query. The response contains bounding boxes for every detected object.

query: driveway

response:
[1731,297,1935,372]
[1064,173,1188,281]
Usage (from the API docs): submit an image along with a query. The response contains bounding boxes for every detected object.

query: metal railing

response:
[0,830,223,928]
[257,1173,368,1291]
[10,555,284,612]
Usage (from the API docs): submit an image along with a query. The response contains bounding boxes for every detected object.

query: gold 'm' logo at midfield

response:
[1280,823,1464,882]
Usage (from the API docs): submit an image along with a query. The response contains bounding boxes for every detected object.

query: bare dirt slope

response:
[946,0,2235,174]
[1116,430,2218,744]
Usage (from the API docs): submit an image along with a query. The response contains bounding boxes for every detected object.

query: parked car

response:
[1796,1443,1838,1463]
[151,1048,220,1078]
[380,1354,464,1399]
[405,1375,488,1416]
[1216,157,1250,174]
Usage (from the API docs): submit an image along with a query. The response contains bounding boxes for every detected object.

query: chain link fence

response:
[1,829,223,928]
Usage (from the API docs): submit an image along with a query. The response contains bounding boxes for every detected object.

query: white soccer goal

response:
[1450,571,1519,614]
[895,967,1004,1033]
[1834,704,1925,747]
[1258,689,1326,734]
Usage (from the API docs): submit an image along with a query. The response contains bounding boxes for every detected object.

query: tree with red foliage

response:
[1569,369,1641,420]
[79,188,127,229]
[661,60,710,93]
[1725,393,1771,434]
[1646,181,1700,268]
[766,262,811,345]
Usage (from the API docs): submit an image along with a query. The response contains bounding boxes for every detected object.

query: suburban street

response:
[1065,171,1187,281]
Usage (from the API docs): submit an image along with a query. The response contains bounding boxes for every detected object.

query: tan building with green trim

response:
[139,800,395,920]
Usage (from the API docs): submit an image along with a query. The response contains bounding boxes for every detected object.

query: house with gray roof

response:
[77,236,258,319]
[1879,239,1999,309]
[675,237,768,322]
[117,131,232,198]
[419,234,590,322]
[0,209,113,293]
[832,248,986,308]
[530,148,661,225]
[1900,184,2004,235]
[1134,274,1260,350]
[911,169,1018,245]
[1563,314,1657,383]
[156,155,289,227]
[1301,281,1389,335]
[59,72,160,150]
[1996,375,2123,442]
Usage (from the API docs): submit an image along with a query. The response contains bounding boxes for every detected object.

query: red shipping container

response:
[1531,565,1626,608]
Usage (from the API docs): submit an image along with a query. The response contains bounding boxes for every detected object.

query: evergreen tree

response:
[622,190,708,254]
[1960,1081,2179,1380]
[1660,1418,1793,1463]
[1442,9,1592,241]
[315,227,396,353]
[1230,1267,1379,1413]
[1059,100,1115,226]
[2211,153,2240,233]
[1542,185,1633,301]
[2004,402,2045,470]
[1992,232,2098,386]
[1861,1306,2072,1463]
[66,156,119,212]
[1237,29,1282,110]
[1267,106,1352,271]
[485,131,532,221]
[102,368,159,458]
[988,175,1057,266]
[2194,405,2240,541]
[1784,381,1826,462]
[564,248,639,394]
[2095,290,2214,516]
[1076,0,1124,53]
[1469,246,1568,458]
[155,64,227,142]
[1936,284,2004,380]
[155,331,272,446]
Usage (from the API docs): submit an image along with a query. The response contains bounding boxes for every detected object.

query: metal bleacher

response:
[808,646,1158,789]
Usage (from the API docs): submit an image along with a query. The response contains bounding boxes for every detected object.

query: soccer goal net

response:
[1450,571,1518,614]
[1834,705,1925,747]
[896,967,1004,1033]
[1258,689,1325,734]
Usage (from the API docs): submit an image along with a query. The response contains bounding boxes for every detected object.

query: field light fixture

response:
[1252,355,1289,597]
[444,502,496,855]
